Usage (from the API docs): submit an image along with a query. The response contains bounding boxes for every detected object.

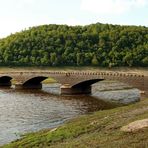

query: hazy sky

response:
[0,0,148,38]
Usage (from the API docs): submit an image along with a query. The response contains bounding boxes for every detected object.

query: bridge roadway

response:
[0,71,147,95]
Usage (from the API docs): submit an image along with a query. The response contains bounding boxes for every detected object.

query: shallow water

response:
[0,84,117,145]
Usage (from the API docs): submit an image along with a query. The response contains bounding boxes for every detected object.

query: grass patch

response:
[1,98,148,148]
[42,78,57,84]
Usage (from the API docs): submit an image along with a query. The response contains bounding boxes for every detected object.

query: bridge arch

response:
[61,79,104,95]
[0,76,12,86]
[23,76,48,89]
[72,79,104,88]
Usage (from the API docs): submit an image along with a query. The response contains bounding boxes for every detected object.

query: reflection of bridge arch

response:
[0,76,12,86]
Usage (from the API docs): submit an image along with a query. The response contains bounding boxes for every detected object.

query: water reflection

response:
[0,84,117,145]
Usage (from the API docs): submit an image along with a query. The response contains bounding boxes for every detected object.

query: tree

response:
[76,53,84,66]
[50,52,58,66]
[142,57,148,66]
[0,23,147,67]
[123,53,133,67]
[91,55,98,66]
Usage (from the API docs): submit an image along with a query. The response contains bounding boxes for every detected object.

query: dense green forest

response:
[0,23,148,67]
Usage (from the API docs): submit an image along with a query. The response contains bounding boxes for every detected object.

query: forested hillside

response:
[0,23,148,67]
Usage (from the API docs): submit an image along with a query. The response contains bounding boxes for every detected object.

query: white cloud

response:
[81,0,148,15]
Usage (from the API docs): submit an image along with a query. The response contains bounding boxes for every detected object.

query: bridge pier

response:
[15,83,42,89]
[60,85,91,95]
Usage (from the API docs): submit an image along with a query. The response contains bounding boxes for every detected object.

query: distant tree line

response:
[0,23,147,67]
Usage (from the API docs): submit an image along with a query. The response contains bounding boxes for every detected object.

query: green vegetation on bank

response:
[0,23,148,67]
[2,98,148,148]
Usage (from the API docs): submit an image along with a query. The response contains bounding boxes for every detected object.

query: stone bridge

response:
[0,71,147,95]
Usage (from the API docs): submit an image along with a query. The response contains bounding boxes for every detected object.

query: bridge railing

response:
[0,71,144,77]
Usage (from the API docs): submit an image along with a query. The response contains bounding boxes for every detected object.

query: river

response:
[0,84,118,146]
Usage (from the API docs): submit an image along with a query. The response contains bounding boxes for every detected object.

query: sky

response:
[0,0,148,38]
